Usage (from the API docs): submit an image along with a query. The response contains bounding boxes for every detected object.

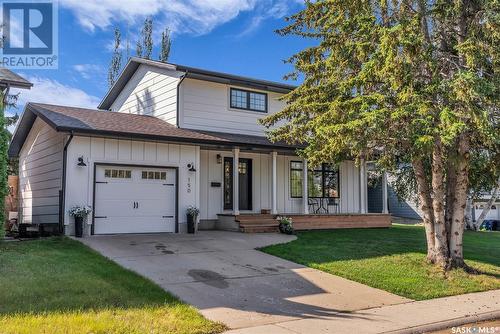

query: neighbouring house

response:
[8,57,390,236]
[472,193,500,221]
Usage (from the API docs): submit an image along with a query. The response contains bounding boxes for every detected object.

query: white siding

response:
[181,78,285,136]
[18,118,65,225]
[64,136,199,235]
[199,149,362,219]
[110,64,183,125]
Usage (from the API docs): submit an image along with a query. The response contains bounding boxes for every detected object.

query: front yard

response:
[0,237,226,334]
[261,225,500,300]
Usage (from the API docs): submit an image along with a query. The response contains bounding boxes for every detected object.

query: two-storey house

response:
[9,57,389,235]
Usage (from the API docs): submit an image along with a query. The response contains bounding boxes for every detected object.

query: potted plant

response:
[186,206,200,234]
[69,205,92,238]
[277,216,294,235]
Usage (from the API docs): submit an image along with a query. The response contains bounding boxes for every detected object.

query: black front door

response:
[224,157,252,211]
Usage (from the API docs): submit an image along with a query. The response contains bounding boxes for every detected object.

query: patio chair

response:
[327,198,339,214]
[308,198,319,213]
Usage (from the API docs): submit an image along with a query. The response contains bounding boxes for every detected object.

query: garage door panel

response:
[94,165,177,234]
[94,199,136,216]
[96,183,175,199]
[94,216,175,234]
[95,199,175,217]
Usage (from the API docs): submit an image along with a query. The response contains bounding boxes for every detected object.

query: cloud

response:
[73,64,104,80]
[11,76,101,110]
[60,0,297,36]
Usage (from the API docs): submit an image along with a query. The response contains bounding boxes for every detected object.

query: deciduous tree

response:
[159,28,172,62]
[108,27,122,88]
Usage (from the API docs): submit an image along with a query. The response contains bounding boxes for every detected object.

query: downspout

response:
[176,70,188,127]
[60,132,74,235]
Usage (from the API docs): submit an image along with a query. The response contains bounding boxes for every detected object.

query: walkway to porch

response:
[218,213,391,233]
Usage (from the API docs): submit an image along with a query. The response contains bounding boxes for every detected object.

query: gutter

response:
[60,132,74,235]
[176,70,188,127]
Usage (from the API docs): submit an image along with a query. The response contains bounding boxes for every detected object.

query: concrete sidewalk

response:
[225,289,500,334]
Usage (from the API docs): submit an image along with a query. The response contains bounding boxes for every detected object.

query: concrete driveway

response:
[80,231,410,329]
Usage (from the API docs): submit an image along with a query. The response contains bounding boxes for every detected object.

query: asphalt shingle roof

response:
[0,68,33,89]
[9,103,298,157]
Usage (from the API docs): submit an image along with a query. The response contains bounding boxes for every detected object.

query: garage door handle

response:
[94,216,107,219]
[163,183,174,186]
[163,216,174,218]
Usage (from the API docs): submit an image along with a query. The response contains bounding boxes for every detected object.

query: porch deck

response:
[225,213,392,233]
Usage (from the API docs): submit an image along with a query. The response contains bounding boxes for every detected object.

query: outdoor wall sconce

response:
[187,163,196,172]
[216,154,222,164]
[77,156,87,167]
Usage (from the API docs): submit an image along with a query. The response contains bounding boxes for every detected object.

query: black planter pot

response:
[74,216,84,238]
[187,214,196,234]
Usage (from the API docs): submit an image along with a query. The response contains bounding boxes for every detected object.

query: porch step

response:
[239,224,279,233]
[236,219,277,226]
[235,214,275,222]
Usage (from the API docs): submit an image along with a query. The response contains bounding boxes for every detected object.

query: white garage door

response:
[94,165,176,234]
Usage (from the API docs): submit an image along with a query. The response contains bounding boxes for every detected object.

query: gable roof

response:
[0,68,33,89]
[8,103,299,157]
[98,57,297,110]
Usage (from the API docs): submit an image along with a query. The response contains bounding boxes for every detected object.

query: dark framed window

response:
[290,161,339,198]
[230,88,267,112]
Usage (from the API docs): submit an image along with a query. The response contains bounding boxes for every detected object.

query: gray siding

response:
[368,179,422,218]
[18,118,64,225]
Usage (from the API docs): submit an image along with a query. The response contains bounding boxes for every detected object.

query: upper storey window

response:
[230,88,267,112]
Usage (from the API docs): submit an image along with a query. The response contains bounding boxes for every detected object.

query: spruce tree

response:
[262,0,499,270]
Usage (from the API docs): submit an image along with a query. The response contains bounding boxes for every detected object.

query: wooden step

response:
[240,225,279,233]
[235,214,275,222]
[237,220,277,226]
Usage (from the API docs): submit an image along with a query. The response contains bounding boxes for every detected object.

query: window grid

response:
[104,169,131,179]
[290,161,339,198]
[230,88,267,112]
[141,171,167,180]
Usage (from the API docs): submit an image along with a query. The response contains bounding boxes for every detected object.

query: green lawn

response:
[261,225,500,300]
[0,237,226,334]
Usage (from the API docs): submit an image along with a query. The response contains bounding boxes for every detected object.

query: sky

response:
[8,0,310,119]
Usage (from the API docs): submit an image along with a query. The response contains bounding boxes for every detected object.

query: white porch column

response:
[359,159,367,213]
[232,147,240,215]
[271,151,277,215]
[382,171,389,214]
[302,159,309,214]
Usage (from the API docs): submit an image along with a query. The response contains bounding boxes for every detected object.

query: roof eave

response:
[56,126,298,151]
[98,57,296,110]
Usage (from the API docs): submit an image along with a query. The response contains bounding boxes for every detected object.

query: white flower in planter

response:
[69,206,92,218]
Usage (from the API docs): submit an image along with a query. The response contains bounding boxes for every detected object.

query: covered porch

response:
[198,142,391,232]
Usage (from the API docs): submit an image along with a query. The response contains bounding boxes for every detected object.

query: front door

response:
[224,157,252,211]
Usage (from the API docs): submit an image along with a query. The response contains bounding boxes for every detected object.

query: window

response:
[142,171,167,180]
[104,169,131,179]
[290,162,303,197]
[230,88,267,112]
[290,162,339,198]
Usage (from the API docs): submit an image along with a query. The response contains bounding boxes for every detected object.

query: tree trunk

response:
[431,141,450,268]
[445,159,457,244]
[474,176,500,229]
[449,135,470,268]
[412,159,436,261]
[465,196,473,229]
